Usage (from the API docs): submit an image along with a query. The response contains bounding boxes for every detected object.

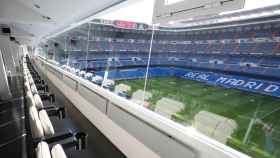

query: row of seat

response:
[24,61,56,138]
[61,65,115,90]
[85,20,280,40]
[23,56,87,158]
[37,142,66,158]
[63,52,280,79]
[70,39,280,54]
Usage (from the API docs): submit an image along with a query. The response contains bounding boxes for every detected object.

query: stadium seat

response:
[31,84,39,94]
[92,75,103,85]
[34,94,44,109]
[62,20,280,82]
[26,90,36,107]
[85,72,93,80]
[51,144,67,158]
[39,110,55,136]
[36,141,51,158]
[79,70,86,77]
[29,106,44,138]
[24,81,31,91]
[35,141,69,158]
[102,79,115,90]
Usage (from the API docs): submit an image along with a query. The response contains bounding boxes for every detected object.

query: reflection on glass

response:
[43,19,280,158]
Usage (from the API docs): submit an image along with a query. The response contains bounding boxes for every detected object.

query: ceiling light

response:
[42,16,51,20]
[34,4,40,9]
[168,21,175,25]
[274,10,280,14]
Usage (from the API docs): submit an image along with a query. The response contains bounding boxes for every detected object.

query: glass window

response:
[40,2,280,157]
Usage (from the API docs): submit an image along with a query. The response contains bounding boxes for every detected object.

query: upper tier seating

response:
[55,20,280,80]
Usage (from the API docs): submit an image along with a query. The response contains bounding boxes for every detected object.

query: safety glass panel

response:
[143,23,280,158]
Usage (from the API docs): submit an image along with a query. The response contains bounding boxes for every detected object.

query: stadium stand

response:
[55,16,280,98]
[50,13,280,99]
[57,17,280,84]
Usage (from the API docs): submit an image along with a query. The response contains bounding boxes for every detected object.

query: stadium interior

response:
[0,0,280,158]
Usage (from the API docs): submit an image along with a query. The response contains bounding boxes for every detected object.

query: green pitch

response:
[116,77,280,158]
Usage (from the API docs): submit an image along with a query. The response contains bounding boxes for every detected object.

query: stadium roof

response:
[44,0,280,40]
[160,5,280,31]
[96,0,280,28]
[163,4,280,29]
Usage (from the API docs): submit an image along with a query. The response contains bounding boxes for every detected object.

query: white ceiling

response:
[0,0,124,45]
[95,0,155,24]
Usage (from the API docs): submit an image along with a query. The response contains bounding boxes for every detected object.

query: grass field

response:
[117,77,280,158]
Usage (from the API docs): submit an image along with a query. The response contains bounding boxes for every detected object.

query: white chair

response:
[24,81,30,92]
[29,77,35,86]
[79,70,86,77]
[85,72,93,80]
[36,141,51,158]
[39,110,55,136]
[92,75,103,85]
[34,94,44,109]
[24,75,29,83]
[31,83,38,94]
[26,90,35,107]
[29,106,44,138]
[51,144,67,158]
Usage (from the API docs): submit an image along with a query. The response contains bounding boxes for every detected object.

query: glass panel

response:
[88,23,111,87]
[114,27,153,107]
[144,22,280,158]
[42,15,280,158]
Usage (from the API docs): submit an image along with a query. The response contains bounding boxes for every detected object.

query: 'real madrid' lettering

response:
[216,77,228,83]
[181,70,280,97]
[243,82,257,89]
[225,78,237,85]
[254,83,264,90]
[197,74,210,81]
[264,85,279,93]
[184,72,199,78]
[232,80,245,86]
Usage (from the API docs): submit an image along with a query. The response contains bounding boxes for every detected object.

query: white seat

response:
[29,77,35,86]
[39,110,55,136]
[70,67,76,74]
[23,64,27,69]
[51,144,67,158]
[24,75,29,83]
[23,68,29,73]
[36,141,51,158]
[92,75,103,83]
[29,106,44,138]
[26,90,35,107]
[78,70,86,77]
[24,81,30,91]
[85,72,93,79]
[103,79,115,87]
[31,84,38,94]
[30,78,35,85]
[28,74,33,79]
[34,94,44,109]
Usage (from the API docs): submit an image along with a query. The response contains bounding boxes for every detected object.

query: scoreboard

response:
[92,19,148,30]
[114,20,137,29]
